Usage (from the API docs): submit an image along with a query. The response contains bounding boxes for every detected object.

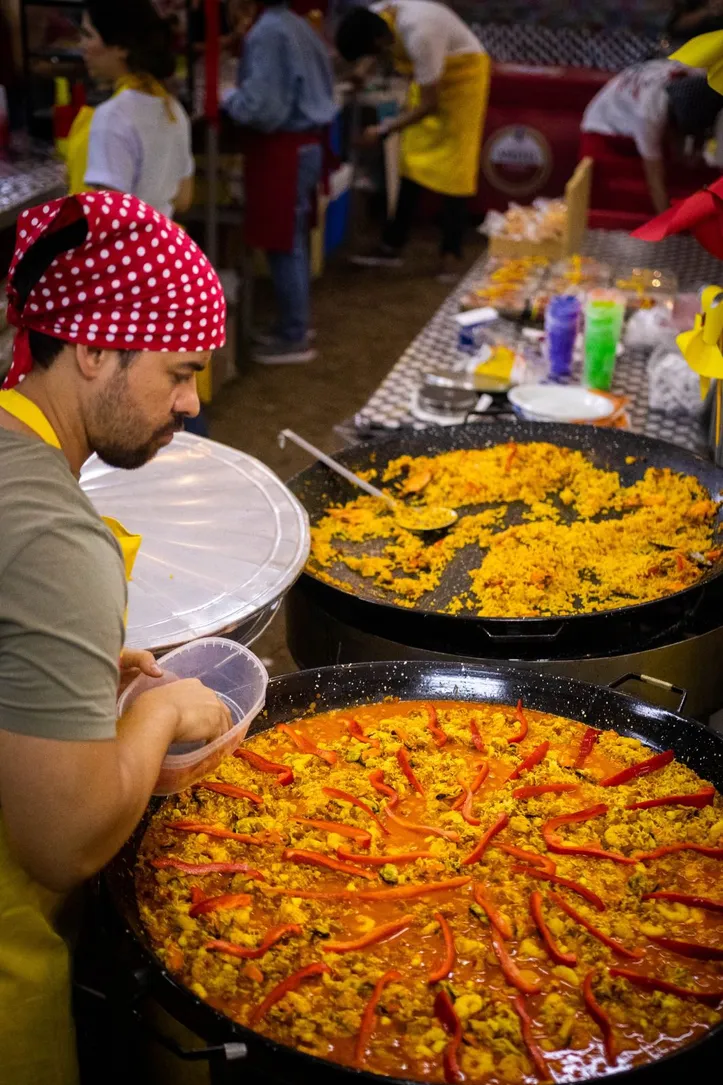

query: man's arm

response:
[0,528,230,893]
[0,681,230,893]
[222,27,291,131]
[642,156,669,215]
[360,83,439,145]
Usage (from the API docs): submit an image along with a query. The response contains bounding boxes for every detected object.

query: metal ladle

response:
[279,429,458,535]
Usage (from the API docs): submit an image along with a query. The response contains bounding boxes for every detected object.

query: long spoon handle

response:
[279,429,396,507]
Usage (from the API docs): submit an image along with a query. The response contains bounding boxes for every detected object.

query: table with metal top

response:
[350,230,723,455]
[0,152,66,233]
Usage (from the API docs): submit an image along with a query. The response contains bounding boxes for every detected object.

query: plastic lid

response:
[117,636,269,795]
[80,433,310,652]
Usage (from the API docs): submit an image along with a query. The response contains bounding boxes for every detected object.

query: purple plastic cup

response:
[545,294,581,380]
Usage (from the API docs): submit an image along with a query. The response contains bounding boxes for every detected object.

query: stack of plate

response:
[508,384,616,424]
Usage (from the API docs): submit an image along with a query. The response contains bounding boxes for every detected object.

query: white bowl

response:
[508,384,616,423]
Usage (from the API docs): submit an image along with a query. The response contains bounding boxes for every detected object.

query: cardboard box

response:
[488,156,592,262]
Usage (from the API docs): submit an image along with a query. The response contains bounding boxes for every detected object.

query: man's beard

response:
[89,371,186,470]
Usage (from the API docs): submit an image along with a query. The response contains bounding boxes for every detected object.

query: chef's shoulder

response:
[0,434,125,741]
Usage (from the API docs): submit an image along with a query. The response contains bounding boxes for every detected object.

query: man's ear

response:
[75,344,117,381]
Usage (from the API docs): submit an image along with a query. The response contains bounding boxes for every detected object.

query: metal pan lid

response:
[80,433,310,651]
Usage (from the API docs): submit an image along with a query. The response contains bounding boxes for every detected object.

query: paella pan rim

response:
[104,658,723,1085]
[287,421,723,632]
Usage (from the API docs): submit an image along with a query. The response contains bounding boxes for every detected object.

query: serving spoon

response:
[279,429,458,535]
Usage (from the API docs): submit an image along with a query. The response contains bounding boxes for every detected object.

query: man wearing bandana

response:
[0,191,234,1084]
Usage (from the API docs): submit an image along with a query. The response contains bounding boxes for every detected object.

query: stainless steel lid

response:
[80,433,310,651]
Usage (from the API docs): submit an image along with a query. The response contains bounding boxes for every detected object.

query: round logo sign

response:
[482,126,552,198]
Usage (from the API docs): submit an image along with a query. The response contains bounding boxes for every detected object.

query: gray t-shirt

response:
[0,428,126,741]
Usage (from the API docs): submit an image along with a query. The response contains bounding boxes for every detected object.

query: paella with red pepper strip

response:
[137,700,723,1083]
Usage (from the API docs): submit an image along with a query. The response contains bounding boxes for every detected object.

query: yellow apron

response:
[0,389,140,1085]
[379,7,491,197]
[65,74,176,197]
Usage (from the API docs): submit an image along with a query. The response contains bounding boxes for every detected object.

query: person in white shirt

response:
[336,0,490,278]
[68,0,194,220]
[581,60,722,215]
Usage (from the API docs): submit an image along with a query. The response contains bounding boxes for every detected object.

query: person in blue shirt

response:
[223,0,335,364]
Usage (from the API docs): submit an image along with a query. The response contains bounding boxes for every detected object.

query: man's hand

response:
[118,648,162,695]
[136,679,233,745]
[357,124,385,147]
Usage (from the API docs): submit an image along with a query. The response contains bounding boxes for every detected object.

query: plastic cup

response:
[545,294,581,379]
[583,290,625,391]
[118,637,268,794]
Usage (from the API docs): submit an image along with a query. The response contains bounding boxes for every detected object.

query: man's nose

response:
[176,379,201,419]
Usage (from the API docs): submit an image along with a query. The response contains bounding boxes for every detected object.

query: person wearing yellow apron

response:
[335,0,491,278]
[64,0,194,219]
[0,190,232,1084]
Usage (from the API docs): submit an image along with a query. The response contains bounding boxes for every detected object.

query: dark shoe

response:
[253,338,317,365]
[349,246,404,269]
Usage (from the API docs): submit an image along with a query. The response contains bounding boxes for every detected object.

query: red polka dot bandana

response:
[4,191,226,389]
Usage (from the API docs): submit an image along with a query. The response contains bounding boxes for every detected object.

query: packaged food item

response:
[615,268,677,312]
[550,255,611,287]
[454,310,519,356]
[481,200,567,244]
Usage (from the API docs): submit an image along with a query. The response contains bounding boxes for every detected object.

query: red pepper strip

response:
[512,995,549,1080]
[428,912,456,983]
[293,817,372,848]
[282,848,376,881]
[647,935,723,961]
[600,748,674,787]
[676,552,687,572]
[462,812,509,866]
[234,748,293,786]
[504,442,519,473]
[384,805,461,842]
[323,915,414,954]
[354,969,402,1067]
[189,892,252,918]
[627,787,715,811]
[250,962,331,1026]
[491,928,542,994]
[345,717,380,750]
[452,763,489,811]
[460,790,481,827]
[433,989,463,1085]
[195,781,263,805]
[151,858,265,878]
[541,803,637,865]
[336,846,433,865]
[609,967,723,1006]
[549,891,644,958]
[164,820,268,846]
[573,727,602,770]
[642,891,723,913]
[511,866,605,912]
[206,925,302,958]
[354,876,471,902]
[190,886,206,905]
[265,877,471,902]
[529,891,577,966]
[323,786,389,835]
[508,699,529,744]
[427,703,448,748]
[473,883,513,939]
[583,970,618,1066]
[396,748,425,796]
[508,741,549,781]
[368,769,400,809]
[470,720,486,752]
[513,783,579,799]
[498,844,556,875]
[634,842,723,861]
[276,723,338,765]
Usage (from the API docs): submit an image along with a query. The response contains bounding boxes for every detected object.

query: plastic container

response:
[583,289,626,391]
[545,294,581,379]
[117,637,268,795]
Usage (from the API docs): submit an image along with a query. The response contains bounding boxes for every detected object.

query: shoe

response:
[349,246,404,269]
[253,327,317,346]
[253,339,317,365]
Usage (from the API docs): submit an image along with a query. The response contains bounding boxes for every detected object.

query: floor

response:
[206,232,485,676]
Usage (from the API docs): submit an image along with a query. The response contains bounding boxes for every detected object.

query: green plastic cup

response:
[583,290,625,391]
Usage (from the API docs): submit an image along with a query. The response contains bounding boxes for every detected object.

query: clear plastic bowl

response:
[117,637,268,795]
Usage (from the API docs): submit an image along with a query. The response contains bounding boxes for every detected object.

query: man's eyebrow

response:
[172,361,206,373]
